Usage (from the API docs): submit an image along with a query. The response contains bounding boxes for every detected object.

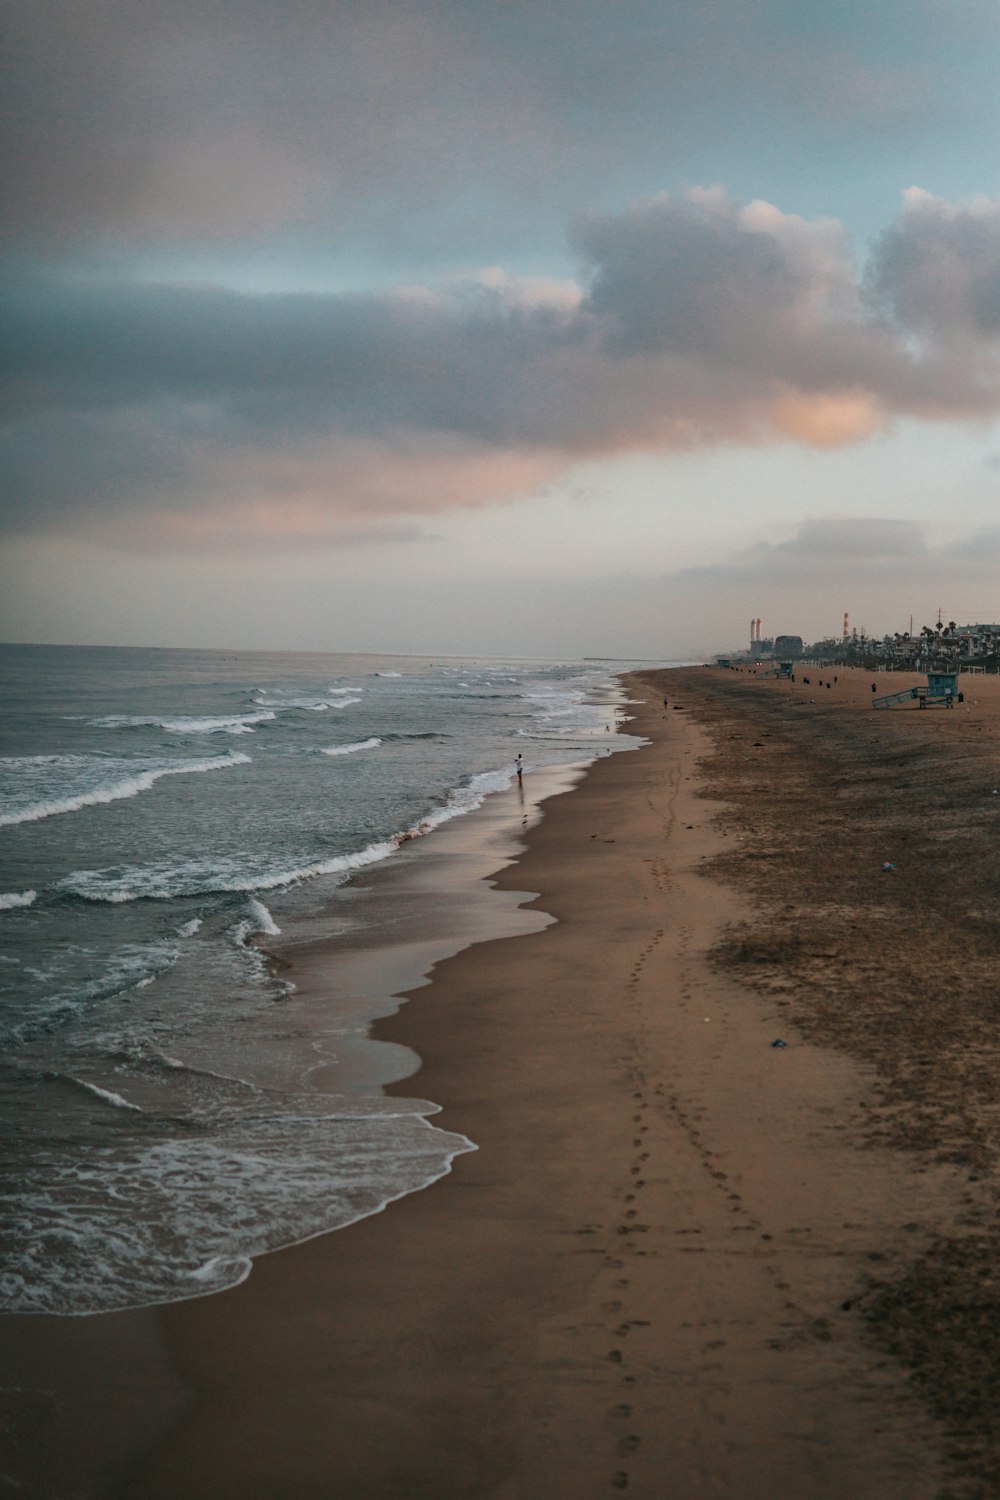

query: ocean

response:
[0,643,664,1317]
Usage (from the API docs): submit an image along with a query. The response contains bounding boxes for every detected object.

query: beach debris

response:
[771,1038,788,1049]
[881,861,896,873]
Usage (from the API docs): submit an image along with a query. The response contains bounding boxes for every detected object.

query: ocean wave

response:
[250,695,361,712]
[91,711,276,734]
[0,1110,475,1314]
[321,737,382,757]
[57,839,401,905]
[411,766,515,835]
[105,1039,264,1094]
[0,890,37,910]
[0,750,251,828]
[57,1075,145,1114]
[382,731,448,741]
[56,759,527,909]
[244,898,281,938]
[1,938,184,1047]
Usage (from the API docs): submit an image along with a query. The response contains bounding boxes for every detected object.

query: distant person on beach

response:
[515,754,524,782]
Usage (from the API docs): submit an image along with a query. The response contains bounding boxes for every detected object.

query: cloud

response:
[943,526,1000,563]
[770,516,928,562]
[670,517,929,588]
[869,188,1000,339]
[5,188,1000,548]
[1,0,938,255]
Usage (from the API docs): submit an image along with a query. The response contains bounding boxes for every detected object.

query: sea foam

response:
[0,890,37,910]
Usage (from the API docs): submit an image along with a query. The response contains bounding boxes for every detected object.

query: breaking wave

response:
[0,751,251,828]
[0,890,37,910]
[321,738,382,757]
[91,711,277,734]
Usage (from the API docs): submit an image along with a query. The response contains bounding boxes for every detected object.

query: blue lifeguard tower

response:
[872,671,961,709]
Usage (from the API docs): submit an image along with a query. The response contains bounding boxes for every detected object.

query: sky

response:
[3,0,1000,659]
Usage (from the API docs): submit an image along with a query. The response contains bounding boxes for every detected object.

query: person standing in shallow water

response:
[515,754,524,782]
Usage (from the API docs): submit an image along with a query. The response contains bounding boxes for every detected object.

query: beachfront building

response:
[722,616,1000,672]
[803,620,1000,672]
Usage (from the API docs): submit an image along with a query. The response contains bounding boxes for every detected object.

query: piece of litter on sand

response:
[881,861,896,873]
[771,1038,788,1049]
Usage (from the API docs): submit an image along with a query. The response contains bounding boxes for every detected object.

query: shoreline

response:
[0,728,636,1498]
[7,666,1000,1495]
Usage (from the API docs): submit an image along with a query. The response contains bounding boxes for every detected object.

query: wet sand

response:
[8,665,1000,1498]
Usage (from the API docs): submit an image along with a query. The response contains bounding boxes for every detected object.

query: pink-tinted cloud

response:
[135,438,568,550]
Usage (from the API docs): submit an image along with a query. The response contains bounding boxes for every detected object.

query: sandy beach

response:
[7,664,1000,1498]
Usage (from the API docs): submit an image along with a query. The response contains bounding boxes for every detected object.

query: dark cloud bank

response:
[4,188,1000,546]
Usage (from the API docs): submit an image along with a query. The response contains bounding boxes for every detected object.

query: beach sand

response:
[7,664,1000,1498]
